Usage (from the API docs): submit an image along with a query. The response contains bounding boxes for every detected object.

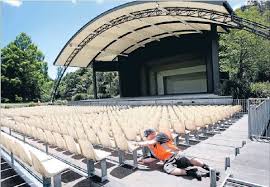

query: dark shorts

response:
[163,154,193,174]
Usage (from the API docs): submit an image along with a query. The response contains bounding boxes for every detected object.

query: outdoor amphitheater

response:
[1,1,270,187]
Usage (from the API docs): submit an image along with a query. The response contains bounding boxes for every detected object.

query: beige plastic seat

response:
[31,126,39,139]
[171,119,185,134]
[18,124,27,135]
[123,126,137,141]
[63,135,81,155]
[75,127,88,140]
[14,141,32,166]
[29,150,68,178]
[158,118,171,132]
[85,128,100,145]
[78,139,111,161]
[44,130,56,146]
[58,123,68,135]
[113,133,138,152]
[52,124,61,133]
[97,131,112,148]
[37,128,46,142]
[52,132,67,150]
[0,133,9,150]
[2,133,16,153]
[67,126,78,139]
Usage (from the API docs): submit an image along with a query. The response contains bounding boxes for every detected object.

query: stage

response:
[69,94,233,106]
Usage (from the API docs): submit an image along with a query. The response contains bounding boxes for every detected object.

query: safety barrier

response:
[248,98,270,139]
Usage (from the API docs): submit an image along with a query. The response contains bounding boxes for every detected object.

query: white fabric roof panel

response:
[54,1,233,67]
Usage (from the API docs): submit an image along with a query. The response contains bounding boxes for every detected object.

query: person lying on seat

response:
[133,128,219,181]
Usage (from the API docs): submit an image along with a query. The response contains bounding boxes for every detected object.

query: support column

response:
[87,159,95,177]
[118,150,125,165]
[53,173,62,187]
[92,66,98,99]
[100,159,107,182]
[132,150,138,169]
[210,24,220,94]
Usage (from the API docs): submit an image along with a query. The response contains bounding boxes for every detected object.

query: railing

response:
[248,98,270,139]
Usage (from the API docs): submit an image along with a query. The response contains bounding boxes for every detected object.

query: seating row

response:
[1,132,69,187]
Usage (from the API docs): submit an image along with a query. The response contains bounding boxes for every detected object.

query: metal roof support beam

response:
[156,3,203,34]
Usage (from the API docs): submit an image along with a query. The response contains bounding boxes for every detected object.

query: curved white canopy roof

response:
[54,1,234,67]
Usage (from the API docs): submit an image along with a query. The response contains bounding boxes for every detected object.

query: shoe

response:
[202,171,220,177]
[202,164,210,171]
[186,168,202,181]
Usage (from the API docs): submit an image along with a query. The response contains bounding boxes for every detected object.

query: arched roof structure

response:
[54,1,236,68]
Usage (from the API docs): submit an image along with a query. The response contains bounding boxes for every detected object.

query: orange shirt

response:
[148,132,179,161]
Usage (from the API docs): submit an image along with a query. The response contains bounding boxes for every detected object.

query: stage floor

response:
[71,94,233,105]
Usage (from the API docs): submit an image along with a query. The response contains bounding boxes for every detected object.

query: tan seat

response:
[63,135,81,155]
[14,141,32,166]
[158,118,171,132]
[37,128,46,142]
[75,127,88,140]
[67,126,78,139]
[29,150,68,178]
[97,131,112,148]
[85,128,99,145]
[52,132,67,150]
[2,133,16,153]
[58,123,68,135]
[171,119,185,134]
[44,130,56,146]
[78,139,111,161]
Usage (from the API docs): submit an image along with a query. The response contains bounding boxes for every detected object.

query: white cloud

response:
[2,0,22,7]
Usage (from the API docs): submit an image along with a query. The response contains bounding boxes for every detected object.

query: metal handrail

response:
[248,98,270,139]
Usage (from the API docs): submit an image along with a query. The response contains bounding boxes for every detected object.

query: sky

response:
[1,0,247,79]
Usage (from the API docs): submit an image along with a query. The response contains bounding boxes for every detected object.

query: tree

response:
[1,33,52,102]
[57,68,119,101]
[219,5,270,98]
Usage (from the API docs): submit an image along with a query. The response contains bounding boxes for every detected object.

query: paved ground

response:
[1,114,269,187]
[1,158,30,187]
[229,141,270,186]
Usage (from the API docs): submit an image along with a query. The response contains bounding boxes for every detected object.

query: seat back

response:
[75,127,87,140]
[53,132,67,149]
[78,139,96,161]
[44,130,56,145]
[85,128,99,145]
[97,131,112,148]
[63,135,81,155]
[29,150,47,177]
[15,141,32,166]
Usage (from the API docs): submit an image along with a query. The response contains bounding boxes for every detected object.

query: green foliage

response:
[219,4,270,98]
[72,93,90,101]
[57,68,119,101]
[250,82,270,98]
[1,33,53,103]
[52,100,68,105]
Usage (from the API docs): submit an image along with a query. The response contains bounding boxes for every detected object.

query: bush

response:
[54,100,68,105]
[250,82,270,98]
[220,80,251,99]
[72,93,88,101]
[28,102,38,107]
[1,98,10,103]
[15,95,23,103]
